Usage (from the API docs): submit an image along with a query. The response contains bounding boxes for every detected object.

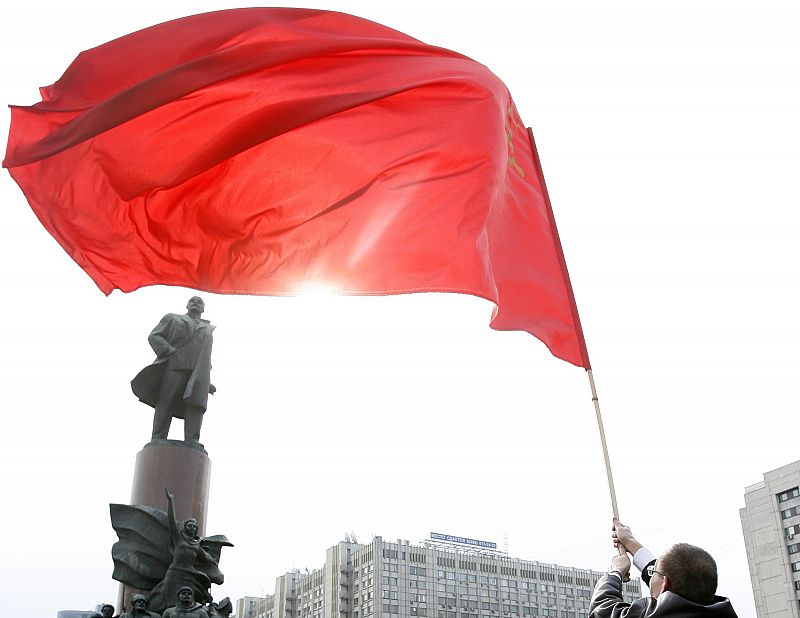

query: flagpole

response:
[526,126,620,520]
[587,369,619,519]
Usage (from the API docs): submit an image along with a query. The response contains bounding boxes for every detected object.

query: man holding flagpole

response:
[589,519,738,618]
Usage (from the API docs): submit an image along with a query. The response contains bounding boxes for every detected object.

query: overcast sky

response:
[1,2,798,617]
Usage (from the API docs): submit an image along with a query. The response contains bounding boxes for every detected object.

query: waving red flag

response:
[4,8,590,368]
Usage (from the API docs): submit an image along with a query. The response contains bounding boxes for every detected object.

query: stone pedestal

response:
[130,439,211,532]
[118,439,211,611]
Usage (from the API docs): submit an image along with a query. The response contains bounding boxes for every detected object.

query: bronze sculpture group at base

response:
[111,488,232,614]
[105,590,232,618]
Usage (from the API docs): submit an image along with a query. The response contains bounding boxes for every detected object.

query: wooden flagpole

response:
[587,369,619,519]
[526,126,620,520]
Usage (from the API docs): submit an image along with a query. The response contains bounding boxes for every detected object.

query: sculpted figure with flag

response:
[110,489,232,614]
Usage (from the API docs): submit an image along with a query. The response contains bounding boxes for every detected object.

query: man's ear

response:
[660,575,671,594]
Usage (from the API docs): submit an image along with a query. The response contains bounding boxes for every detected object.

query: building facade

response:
[741,460,800,618]
[236,536,641,618]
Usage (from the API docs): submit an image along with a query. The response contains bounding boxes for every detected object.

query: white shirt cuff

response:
[633,547,657,573]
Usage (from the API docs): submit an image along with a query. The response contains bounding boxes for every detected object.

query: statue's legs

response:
[152,401,173,440]
[184,406,204,443]
[152,369,190,440]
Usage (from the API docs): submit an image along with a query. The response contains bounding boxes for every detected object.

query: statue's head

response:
[177,586,194,606]
[131,594,148,610]
[101,605,115,618]
[182,517,199,537]
[186,296,205,316]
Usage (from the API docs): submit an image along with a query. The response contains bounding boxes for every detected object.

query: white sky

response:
[1,2,798,617]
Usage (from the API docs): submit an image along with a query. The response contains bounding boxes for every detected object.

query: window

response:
[447,572,456,580]
[794,581,800,591]
[789,543,800,554]
[788,525,800,537]
[792,562,800,572]
[779,488,800,502]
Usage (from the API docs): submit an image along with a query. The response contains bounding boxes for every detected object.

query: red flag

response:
[4,8,590,368]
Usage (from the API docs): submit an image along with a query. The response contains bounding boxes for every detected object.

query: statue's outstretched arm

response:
[165,488,179,538]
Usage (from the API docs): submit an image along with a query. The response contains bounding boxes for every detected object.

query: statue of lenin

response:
[131,296,216,444]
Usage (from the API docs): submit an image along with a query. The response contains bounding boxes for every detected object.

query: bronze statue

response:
[121,594,159,618]
[162,587,210,618]
[110,489,232,614]
[131,296,216,444]
[100,604,115,618]
[206,598,232,617]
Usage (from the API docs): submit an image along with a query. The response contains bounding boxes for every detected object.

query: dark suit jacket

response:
[589,574,738,618]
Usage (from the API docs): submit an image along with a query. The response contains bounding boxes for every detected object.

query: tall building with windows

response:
[236,535,641,618]
[741,460,800,618]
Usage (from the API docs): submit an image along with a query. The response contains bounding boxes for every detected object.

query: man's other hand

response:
[611,546,631,582]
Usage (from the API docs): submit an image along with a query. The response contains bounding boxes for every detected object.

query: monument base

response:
[118,439,211,612]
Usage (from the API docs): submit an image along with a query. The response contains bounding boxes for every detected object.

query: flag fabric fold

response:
[4,8,590,368]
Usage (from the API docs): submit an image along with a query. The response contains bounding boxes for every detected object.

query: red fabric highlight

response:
[4,8,589,368]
